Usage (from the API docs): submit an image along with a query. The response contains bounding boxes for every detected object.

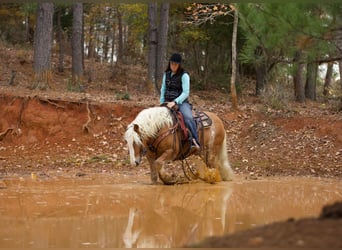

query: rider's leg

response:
[178,102,200,147]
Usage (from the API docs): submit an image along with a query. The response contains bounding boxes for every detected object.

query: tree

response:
[0,3,34,44]
[55,5,70,73]
[146,3,169,93]
[156,3,170,89]
[147,3,170,93]
[323,62,333,96]
[147,3,158,92]
[305,60,317,100]
[33,3,54,89]
[71,3,83,90]
[254,45,266,95]
[230,4,238,109]
[82,4,147,67]
[21,3,36,44]
[185,3,238,104]
[54,4,73,74]
[293,50,306,103]
[117,6,124,63]
[332,4,342,109]
[239,3,336,102]
[120,4,148,64]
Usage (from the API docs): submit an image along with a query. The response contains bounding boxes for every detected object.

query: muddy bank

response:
[0,94,146,178]
[1,92,342,180]
[189,201,342,248]
[0,93,142,145]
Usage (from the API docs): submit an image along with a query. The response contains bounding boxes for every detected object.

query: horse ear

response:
[133,124,140,134]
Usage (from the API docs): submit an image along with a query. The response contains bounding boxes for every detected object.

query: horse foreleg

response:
[146,156,159,184]
[147,154,171,184]
[149,149,177,185]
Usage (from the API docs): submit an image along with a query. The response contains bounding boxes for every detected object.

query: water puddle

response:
[0,174,341,247]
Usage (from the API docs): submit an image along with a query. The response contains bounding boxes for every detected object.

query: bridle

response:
[126,124,146,158]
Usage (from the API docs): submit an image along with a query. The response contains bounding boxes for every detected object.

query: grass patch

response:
[85,155,112,164]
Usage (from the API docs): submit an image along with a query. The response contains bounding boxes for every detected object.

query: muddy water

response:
[0,174,341,248]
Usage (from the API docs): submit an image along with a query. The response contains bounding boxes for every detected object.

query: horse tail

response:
[218,133,234,181]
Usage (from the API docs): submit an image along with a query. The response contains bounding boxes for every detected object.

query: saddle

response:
[156,104,212,159]
[171,109,212,143]
[172,109,212,159]
[193,110,212,128]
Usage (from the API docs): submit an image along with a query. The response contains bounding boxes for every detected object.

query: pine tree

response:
[239,3,334,101]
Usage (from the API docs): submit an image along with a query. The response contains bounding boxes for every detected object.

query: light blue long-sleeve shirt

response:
[159,72,190,105]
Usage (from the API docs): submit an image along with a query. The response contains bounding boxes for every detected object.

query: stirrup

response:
[190,139,200,155]
[192,139,200,148]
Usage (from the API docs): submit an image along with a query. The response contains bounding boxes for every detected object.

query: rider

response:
[159,53,200,154]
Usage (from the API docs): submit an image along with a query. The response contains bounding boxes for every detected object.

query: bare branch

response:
[184,3,234,26]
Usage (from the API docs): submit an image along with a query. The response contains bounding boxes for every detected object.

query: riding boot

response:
[189,138,200,155]
[189,130,201,155]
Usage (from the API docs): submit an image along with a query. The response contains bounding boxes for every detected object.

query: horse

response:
[124,106,234,184]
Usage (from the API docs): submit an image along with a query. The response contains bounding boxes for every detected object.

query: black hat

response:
[169,53,182,64]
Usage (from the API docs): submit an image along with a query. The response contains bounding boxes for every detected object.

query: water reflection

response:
[0,175,341,247]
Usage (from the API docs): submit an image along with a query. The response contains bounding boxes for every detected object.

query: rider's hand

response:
[167,101,176,109]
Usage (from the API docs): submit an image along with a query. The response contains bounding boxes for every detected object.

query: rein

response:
[148,122,178,153]
[181,157,208,182]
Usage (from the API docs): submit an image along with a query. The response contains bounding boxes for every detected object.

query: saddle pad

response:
[194,111,212,128]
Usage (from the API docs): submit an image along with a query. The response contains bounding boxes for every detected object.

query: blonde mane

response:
[124,106,174,144]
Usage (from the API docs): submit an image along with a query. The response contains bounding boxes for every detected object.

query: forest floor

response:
[0,44,341,247]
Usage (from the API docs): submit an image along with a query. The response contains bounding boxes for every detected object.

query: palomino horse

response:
[124,106,234,184]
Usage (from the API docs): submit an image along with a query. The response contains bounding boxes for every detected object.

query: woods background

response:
[0,3,342,109]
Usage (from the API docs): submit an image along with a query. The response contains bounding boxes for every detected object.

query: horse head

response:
[124,123,144,166]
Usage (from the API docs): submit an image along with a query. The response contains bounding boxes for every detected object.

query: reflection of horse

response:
[124,106,234,184]
[122,184,234,247]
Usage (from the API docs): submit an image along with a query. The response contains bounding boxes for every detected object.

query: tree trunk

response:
[82,10,85,72]
[339,61,342,110]
[323,62,333,96]
[293,50,306,103]
[203,41,210,89]
[336,21,342,110]
[87,23,95,59]
[103,15,111,61]
[71,3,83,89]
[305,61,317,100]
[230,5,238,109]
[25,15,30,43]
[33,3,54,90]
[334,12,342,110]
[254,45,266,96]
[117,8,124,63]
[87,20,95,83]
[56,7,64,73]
[148,3,158,93]
[155,3,169,91]
[111,18,116,64]
[339,61,342,90]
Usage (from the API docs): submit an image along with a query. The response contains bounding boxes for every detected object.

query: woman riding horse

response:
[124,107,234,184]
[160,53,200,155]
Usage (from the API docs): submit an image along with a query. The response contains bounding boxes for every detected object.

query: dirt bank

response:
[189,201,342,248]
[0,88,341,180]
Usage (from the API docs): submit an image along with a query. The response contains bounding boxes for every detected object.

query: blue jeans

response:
[178,102,200,145]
